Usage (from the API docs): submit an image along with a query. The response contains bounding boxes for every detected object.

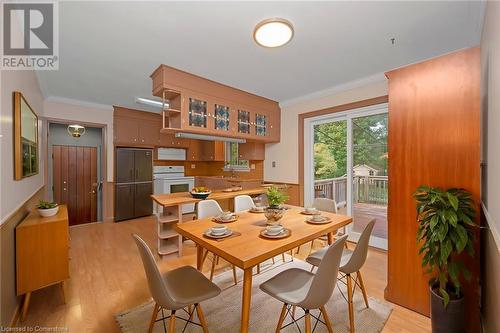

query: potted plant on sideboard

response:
[264,186,289,225]
[37,200,59,217]
[414,186,477,333]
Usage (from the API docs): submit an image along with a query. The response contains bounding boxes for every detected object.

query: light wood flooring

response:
[18,215,430,332]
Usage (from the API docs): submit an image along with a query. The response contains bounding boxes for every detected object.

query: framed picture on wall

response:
[13,91,39,180]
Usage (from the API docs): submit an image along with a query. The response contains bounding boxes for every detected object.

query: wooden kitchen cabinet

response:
[159,132,190,148]
[151,65,281,143]
[187,140,203,161]
[139,120,160,146]
[239,141,265,160]
[114,116,140,144]
[202,141,225,161]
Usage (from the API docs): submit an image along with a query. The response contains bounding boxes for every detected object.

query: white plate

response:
[260,228,291,239]
[306,217,332,224]
[204,229,233,239]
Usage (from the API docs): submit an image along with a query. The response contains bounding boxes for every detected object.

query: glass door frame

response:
[304,103,388,249]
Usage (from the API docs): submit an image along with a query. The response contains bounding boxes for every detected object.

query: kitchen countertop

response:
[151,188,267,207]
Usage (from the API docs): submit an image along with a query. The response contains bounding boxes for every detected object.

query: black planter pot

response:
[430,287,465,333]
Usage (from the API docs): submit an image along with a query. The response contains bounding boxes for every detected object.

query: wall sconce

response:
[67,124,86,138]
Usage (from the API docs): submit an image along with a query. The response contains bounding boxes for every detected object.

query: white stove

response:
[153,166,195,214]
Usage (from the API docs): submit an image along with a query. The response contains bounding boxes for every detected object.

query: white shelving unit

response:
[156,204,183,257]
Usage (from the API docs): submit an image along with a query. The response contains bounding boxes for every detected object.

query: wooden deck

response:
[338,203,387,239]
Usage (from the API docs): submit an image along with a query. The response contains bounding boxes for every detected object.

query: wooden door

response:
[53,146,98,225]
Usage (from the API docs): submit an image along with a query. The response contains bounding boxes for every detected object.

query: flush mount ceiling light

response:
[253,18,294,48]
[67,124,86,138]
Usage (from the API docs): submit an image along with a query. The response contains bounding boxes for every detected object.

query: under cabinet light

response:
[175,132,246,144]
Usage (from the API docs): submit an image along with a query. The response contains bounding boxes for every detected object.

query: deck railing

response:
[314,175,388,205]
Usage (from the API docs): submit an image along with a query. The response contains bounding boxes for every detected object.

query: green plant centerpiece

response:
[414,185,477,333]
[36,199,59,217]
[264,186,289,225]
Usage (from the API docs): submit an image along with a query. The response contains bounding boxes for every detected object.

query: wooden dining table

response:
[175,205,352,333]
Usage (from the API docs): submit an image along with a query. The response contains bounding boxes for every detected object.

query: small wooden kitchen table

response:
[175,206,352,333]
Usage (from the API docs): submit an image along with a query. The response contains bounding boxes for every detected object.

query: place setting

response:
[259,224,291,239]
[212,211,239,223]
[300,206,319,215]
[305,212,332,224]
[203,225,240,241]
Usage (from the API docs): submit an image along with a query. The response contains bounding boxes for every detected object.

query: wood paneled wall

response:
[385,48,480,332]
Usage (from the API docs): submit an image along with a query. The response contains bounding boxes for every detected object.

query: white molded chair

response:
[296,198,347,254]
[132,234,221,333]
[234,195,255,212]
[306,220,375,333]
[260,235,348,333]
[197,200,237,284]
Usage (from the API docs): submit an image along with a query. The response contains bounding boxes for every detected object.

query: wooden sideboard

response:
[16,205,69,321]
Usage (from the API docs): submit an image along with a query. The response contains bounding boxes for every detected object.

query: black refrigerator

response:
[115,148,153,221]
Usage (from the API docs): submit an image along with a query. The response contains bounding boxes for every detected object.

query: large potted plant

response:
[414,186,477,333]
[264,186,289,225]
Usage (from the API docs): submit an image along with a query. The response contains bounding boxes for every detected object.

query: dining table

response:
[174,205,352,333]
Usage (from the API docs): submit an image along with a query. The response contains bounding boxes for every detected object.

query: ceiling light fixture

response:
[67,124,86,138]
[135,97,169,109]
[253,18,294,48]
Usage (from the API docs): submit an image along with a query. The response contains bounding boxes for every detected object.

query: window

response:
[224,142,249,171]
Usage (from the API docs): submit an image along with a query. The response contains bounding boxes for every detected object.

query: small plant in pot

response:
[37,200,59,217]
[414,186,477,333]
[264,186,289,225]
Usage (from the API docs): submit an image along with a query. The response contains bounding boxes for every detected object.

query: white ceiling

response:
[37,1,485,111]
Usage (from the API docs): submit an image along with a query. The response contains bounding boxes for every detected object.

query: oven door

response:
[164,178,195,214]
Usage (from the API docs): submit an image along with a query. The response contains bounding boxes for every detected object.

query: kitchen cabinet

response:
[114,117,140,144]
[239,142,265,160]
[159,132,189,148]
[187,140,225,161]
[114,107,162,147]
[151,65,281,143]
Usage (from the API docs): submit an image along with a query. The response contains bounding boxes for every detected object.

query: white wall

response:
[480,2,500,333]
[264,80,388,184]
[0,70,45,223]
[43,98,114,181]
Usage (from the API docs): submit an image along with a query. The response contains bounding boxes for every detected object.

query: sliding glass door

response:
[304,103,388,249]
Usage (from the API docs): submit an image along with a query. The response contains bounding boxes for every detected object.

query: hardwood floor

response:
[19,215,430,332]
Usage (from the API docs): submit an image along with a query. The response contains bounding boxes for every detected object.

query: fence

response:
[314,175,388,205]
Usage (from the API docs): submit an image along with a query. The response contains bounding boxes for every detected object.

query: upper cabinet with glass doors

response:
[150,64,280,143]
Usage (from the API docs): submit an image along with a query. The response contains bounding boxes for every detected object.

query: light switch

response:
[272,161,276,168]
[191,164,196,169]
[250,164,255,170]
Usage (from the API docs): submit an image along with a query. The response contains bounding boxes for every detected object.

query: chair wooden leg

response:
[281,253,285,262]
[196,304,209,333]
[209,255,217,281]
[357,271,369,308]
[275,303,288,333]
[320,306,334,333]
[290,250,294,261]
[232,265,238,285]
[216,256,220,264]
[305,310,312,333]
[257,264,261,274]
[272,256,275,264]
[308,240,315,255]
[201,249,209,268]
[168,310,176,333]
[346,274,355,333]
[148,303,159,333]
[296,245,301,254]
[291,305,296,318]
